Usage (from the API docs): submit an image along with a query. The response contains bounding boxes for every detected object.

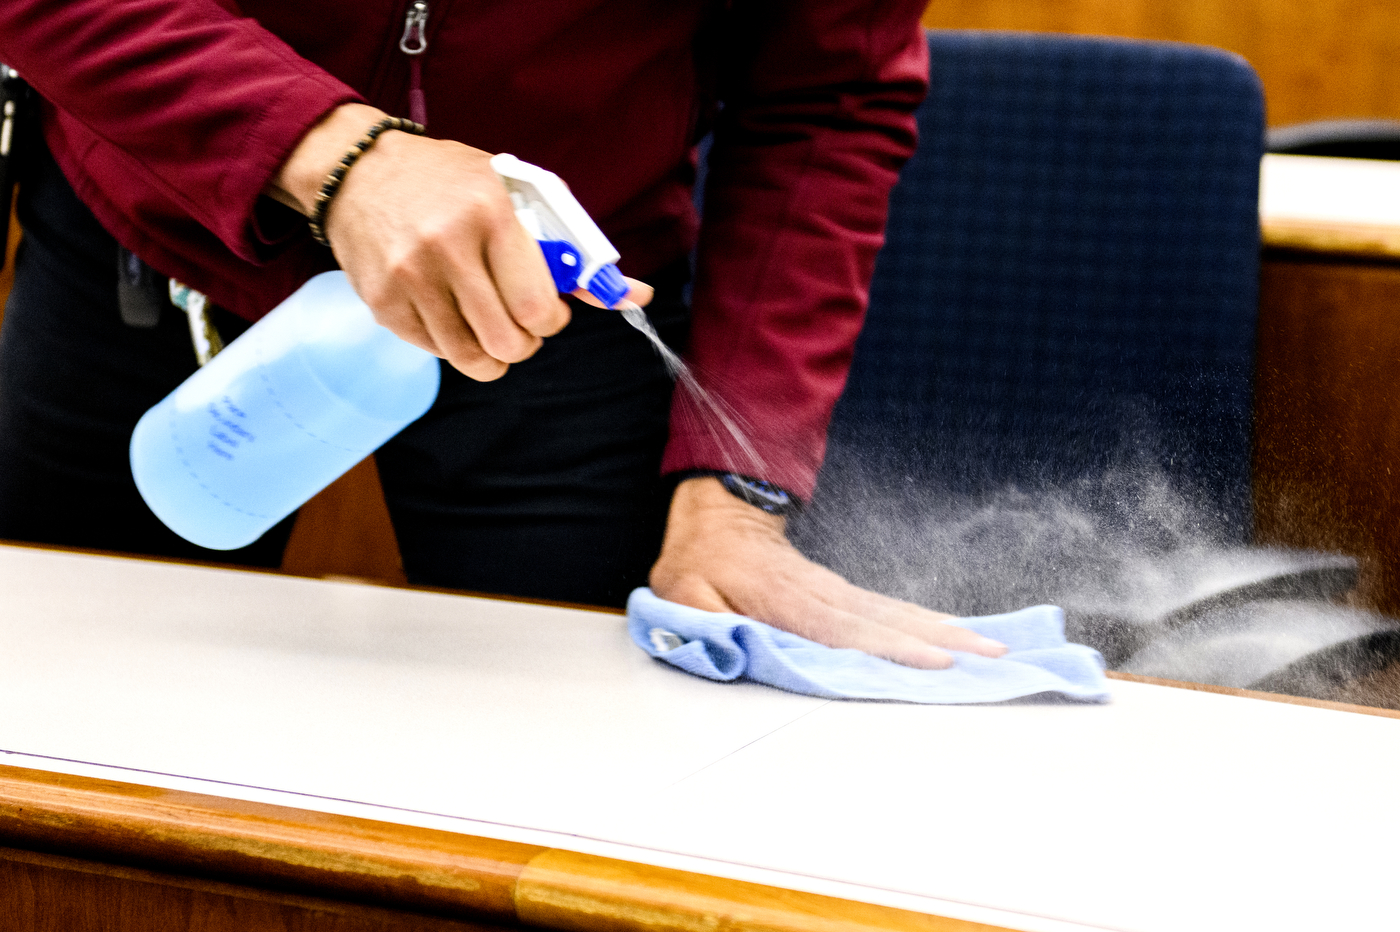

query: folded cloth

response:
[627,588,1109,704]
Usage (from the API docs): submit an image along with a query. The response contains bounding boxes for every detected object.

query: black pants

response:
[0,145,687,607]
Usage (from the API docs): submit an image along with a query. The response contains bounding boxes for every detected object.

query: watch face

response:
[721,473,799,516]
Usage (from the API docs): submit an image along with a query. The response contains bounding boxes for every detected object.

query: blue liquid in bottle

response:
[131,272,440,550]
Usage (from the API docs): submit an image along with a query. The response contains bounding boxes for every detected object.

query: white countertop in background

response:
[1260,153,1400,256]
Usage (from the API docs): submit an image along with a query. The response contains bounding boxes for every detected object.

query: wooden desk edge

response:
[1261,218,1400,261]
[0,763,1006,931]
[1106,671,1400,719]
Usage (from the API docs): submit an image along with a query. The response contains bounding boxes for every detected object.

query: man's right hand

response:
[266,103,649,380]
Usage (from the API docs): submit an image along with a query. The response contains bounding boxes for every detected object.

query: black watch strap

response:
[674,470,803,516]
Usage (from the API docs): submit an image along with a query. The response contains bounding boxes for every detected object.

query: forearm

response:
[663,0,929,497]
[0,0,361,261]
[264,102,389,215]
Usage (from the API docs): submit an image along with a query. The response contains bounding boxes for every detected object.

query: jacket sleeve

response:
[660,3,928,500]
[0,0,360,270]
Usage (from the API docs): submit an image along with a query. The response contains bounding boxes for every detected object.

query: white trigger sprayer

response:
[489,153,646,323]
[491,154,765,471]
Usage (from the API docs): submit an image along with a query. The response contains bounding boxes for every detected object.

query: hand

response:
[649,478,1009,669]
[266,104,651,380]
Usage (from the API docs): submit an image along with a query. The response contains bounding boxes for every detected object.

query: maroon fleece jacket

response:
[0,0,928,497]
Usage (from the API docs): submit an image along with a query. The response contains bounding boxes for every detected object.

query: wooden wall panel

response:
[922,0,1400,127]
[280,457,407,585]
[1253,253,1400,614]
[0,203,19,325]
[0,847,497,932]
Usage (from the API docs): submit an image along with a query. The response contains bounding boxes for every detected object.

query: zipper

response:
[400,0,429,127]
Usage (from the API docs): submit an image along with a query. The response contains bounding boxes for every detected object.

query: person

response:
[0,1,1007,669]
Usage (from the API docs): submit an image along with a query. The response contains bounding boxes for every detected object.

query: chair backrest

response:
[824,31,1265,535]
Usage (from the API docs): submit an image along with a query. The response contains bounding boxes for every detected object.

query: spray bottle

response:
[131,154,639,551]
[489,153,635,310]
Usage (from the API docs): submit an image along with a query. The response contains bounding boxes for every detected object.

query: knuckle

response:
[441,335,490,377]
[381,251,422,289]
[438,323,511,380]
[480,329,539,365]
[514,295,570,336]
[482,199,519,236]
[415,215,462,253]
[462,187,504,222]
[361,277,402,311]
[367,302,410,333]
[460,357,509,382]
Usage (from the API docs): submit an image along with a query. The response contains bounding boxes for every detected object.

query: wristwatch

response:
[676,470,802,517]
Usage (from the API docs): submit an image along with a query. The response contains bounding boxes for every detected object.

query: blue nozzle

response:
[586,263,630,309]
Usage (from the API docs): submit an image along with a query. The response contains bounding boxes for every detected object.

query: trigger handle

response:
[537,239,582,294]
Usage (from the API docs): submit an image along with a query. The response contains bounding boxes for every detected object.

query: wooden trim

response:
[0,845,498,931]
[0,763,542,920]
[1261,218,1400,262]
[0,763,998,931]
[1106,671,1400,720]
[515,848,1013,932]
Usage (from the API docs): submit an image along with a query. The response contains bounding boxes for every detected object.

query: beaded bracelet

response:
[308,116,426,247]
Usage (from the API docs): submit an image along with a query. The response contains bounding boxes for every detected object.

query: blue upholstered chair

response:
[820,31,1266,536]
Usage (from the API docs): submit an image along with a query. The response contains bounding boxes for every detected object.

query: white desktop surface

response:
[1260,153,1400,256]
[1,544,1397,932]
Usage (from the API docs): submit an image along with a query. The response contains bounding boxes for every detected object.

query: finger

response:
[882,605,1009,658]
[411,284,509,381]
[624,278,655,307]
[779,597,956,670]
[484,217,572,337]
[444,248,542,365]
[763,557,1006,660]
[651,549,937,669]
[359,291,438,355]
[720,557,954,668]
[842,587,1008,658]
[571,277,655,309]
[366,240,517,378]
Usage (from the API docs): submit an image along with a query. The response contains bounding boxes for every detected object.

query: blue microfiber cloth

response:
[627,588,1109,704]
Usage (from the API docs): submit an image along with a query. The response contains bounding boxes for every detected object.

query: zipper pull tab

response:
[400,1,428,55]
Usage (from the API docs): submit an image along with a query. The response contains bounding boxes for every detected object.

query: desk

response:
[1260,154,1400,259]
[2,544,1399,932]
[1253,155,1400,625]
